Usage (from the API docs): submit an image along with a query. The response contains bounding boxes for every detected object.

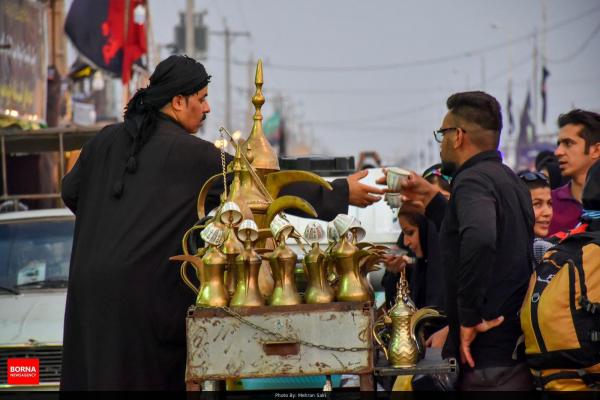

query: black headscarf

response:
[408,214,445,310]
[536,154,568,190]
[382,213,445,311]
[113,55,211,198]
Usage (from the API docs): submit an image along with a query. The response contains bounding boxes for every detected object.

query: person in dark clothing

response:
[381,211,445,312]
[60,55,383,391]
[380,164,451,280]
[535,151,567,190]
[422,163,452,199]
[382,91,535,390]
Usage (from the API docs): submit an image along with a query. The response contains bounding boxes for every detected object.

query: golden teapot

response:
[267,215,301,306]
[373,270,444,367]
[333,232,372,302]
[230,219,264,307]
[303,222,334,304]
[170,222,229,307]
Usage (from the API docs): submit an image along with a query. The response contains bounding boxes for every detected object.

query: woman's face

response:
[531,187,553,238]
[399,215,423,258]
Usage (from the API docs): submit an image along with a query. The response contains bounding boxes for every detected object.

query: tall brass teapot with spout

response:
[268,215,301,306]
[332,214,372,302]
[303,223,334,304]
[230,219,264,307]
[170,222,229,307]
[333,233,372,302]
[373,270,444,367]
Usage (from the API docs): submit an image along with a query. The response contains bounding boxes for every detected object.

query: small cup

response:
[386,167,411,191]
[304,222,325,244]
[270,214,294,241]
[346,216,366,242]
[219,201,243,226]
[385,192,403,209]
[201,222,226,246]
[237,219,259,242]
[327,221,339,243]
[348,225,366,242]
[332,214,366,242]
[332,214,354,238]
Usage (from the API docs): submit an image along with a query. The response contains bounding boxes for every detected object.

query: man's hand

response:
[426,325,449,348]
[375,168,388,186]
[376,169,438,210]
[459,316,504,368]
[347,170,385,207]
[399,172,439,207]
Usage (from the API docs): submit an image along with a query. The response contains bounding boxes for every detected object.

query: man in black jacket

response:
[394,91,534,390]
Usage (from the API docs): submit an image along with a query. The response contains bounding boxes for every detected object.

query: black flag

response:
[64,0,147,84]
[541,66,550,124]
[507,79,515,135]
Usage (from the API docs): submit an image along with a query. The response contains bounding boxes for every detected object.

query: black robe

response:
[60,117,349,390]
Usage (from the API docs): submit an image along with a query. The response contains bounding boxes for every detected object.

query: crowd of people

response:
[380,96,600,391]
[59,55,600,392]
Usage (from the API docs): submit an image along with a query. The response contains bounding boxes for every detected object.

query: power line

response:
[310,101,440,125]
[214,4,600,72]
[547,21,600,63]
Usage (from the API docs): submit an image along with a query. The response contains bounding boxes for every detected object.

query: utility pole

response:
[212,21,250,131]
[480,56,486,91]
[185,0,195,56]
[532,29,539,140]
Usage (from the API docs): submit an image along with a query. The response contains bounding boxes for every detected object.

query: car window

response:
[0,218,74,291]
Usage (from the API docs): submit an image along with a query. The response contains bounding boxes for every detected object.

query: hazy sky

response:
[146,0,600,169]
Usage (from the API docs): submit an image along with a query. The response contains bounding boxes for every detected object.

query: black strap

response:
[580,296,600,316]
[566,259,588,299]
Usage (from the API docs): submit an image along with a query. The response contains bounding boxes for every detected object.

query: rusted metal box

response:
[185,302,374,381]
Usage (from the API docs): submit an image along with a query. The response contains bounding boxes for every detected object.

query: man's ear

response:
[453,128,464,149]
[590,142,600,160]
[171,95,185,112]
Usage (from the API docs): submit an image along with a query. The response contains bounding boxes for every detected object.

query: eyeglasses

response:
[518,171,549,184]
[433,127,458,143]
[423,168,452,184]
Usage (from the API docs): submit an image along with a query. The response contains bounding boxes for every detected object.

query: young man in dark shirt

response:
[549,109,600,235]
[390,91,535,390]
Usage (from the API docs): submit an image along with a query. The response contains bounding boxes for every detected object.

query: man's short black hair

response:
[557,109,600,153]
[446,91,503,132]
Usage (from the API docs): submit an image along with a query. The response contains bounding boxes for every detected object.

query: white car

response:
[0,208,74,390]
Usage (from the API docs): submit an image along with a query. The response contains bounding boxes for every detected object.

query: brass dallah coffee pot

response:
[331,214,382,303]
[267,215,301,306]
[230,219,264,307]
[170,222,229,307]
[303,222,335,304]
[373,269,444,368]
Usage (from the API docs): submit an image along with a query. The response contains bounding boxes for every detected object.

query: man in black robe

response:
[60,55,383,390]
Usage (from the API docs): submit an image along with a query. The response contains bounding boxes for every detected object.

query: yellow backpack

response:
[520,229,600,391]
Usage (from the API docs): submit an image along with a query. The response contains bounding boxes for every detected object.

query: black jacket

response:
[60,117,350,390]
[426,150,534,369]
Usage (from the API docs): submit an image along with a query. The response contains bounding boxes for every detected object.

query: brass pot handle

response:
[169,254,204,295]
[372,317,389,361]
